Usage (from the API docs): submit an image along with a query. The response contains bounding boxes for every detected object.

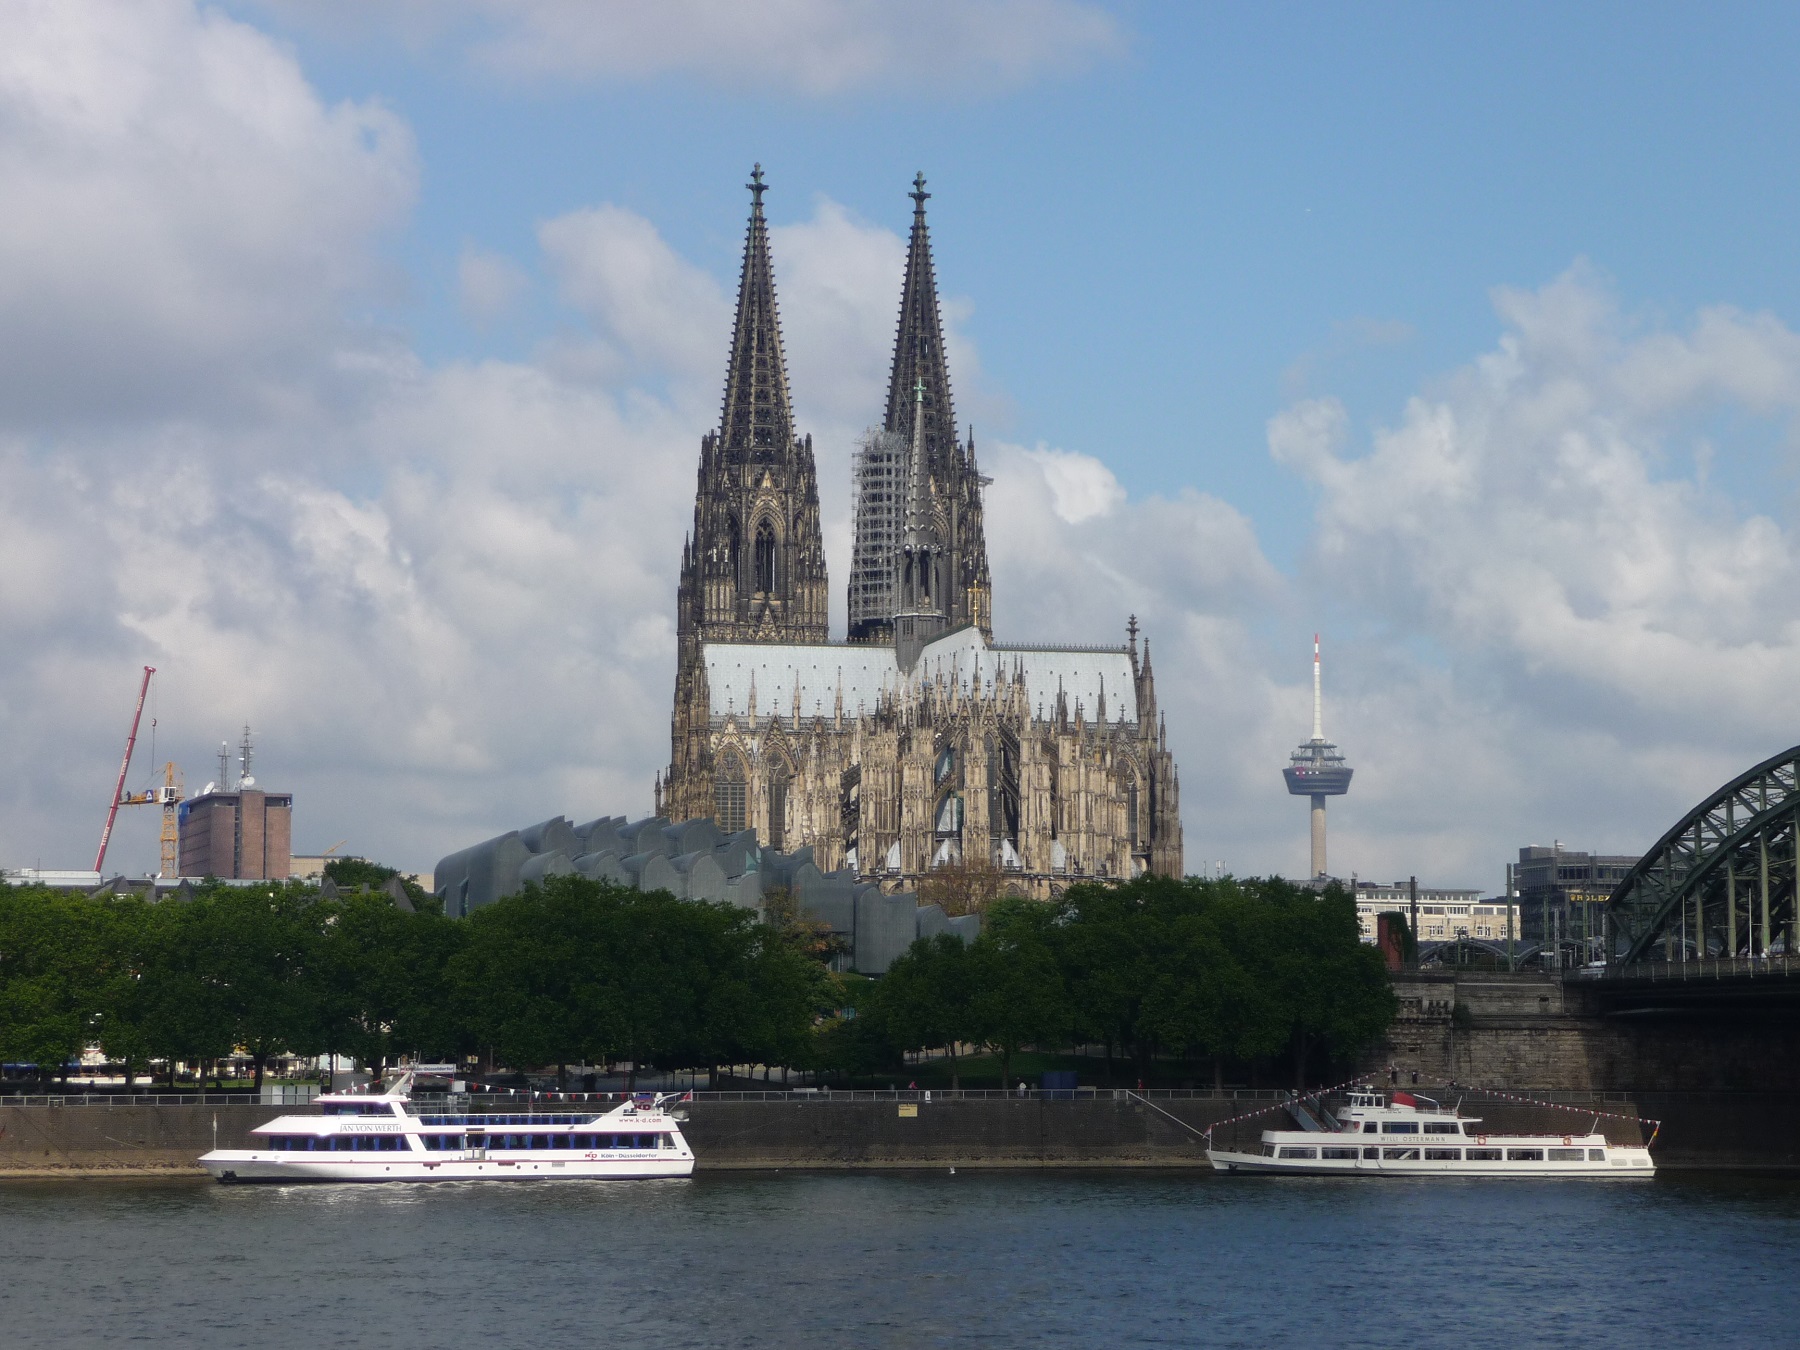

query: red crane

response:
[94,666,155,874]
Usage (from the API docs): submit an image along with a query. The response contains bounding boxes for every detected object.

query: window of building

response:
[767,759,790,851]
[754,521,776,594]
[714,756,747,834]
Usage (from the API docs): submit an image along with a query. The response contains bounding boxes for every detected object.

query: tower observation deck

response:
[1283,635,1352,879]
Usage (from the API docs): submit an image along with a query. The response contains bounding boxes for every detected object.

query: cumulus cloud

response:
[0,0,415,427]
[457,245,530,326]
[1269,266,1800,884]
[262,0,1124,96]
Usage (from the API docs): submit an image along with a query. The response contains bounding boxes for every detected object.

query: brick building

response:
[177,789,293,880]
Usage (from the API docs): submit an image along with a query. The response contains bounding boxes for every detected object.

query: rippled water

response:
[1,1171,1794,1348]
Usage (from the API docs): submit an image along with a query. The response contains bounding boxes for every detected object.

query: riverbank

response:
[7,1086,1780,1176]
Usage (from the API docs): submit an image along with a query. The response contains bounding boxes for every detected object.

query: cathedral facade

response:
[658,167,1181,896]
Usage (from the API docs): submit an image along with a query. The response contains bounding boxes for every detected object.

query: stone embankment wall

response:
[1376,970,1800,1093]
[11,1090,1783,1175]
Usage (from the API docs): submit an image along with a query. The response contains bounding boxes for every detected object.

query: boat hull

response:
[200,1150,695,1184]
[1206,1147,1654,1178]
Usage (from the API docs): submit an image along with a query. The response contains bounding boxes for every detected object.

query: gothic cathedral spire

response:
[719,164,795,460]
[857,173,991,647]
[668,167,830,817]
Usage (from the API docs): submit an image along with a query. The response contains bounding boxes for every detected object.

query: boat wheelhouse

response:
[1207,1089,1655,1177]
[200,1072,695,1184]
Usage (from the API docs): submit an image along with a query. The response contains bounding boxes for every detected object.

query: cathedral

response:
[657,167,1181,897]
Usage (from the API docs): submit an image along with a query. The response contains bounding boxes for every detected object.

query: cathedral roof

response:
[702,627,1138,725]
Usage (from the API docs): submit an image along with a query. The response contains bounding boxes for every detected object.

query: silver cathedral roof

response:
[702,626,1139,724]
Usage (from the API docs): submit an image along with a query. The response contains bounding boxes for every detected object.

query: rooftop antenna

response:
[238,724,254,789]
[218,741,230,793]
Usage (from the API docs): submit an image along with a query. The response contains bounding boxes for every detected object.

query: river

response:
[1,1172,1793,1347]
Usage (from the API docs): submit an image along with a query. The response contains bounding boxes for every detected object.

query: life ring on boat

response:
[1562,1135,1573,1146]
[1475,1135,1487,1145]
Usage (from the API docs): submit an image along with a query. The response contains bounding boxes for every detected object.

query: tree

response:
[875,934,977,1085]
[918,858,1007,918]
[967,899,1068,1088]
[0,887,131,1084]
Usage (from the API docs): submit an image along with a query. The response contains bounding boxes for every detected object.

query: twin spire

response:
[718,164,795,459]
[885,171,958,474]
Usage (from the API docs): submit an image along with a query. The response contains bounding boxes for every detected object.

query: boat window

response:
[1278,1147,1318,1159]
[531,1135,550,1150]
[1547,1148,1585,1161]
[1423,1122,1458,1134]
[1382,1122,1418,1134]
[1362,1147,1380,1160]
[1507,1149,1544,1161]
[1464,1148,1502,1161]
[1588,1149,1607,1161]
[1382,1147,1420,1161]
[1363,1122,1378,1134]
[1424,1149,1461,1161]
[1321,1147,1360,1160]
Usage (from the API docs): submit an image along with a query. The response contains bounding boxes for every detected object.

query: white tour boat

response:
[200,1072,696,1184]
[1207,1089,1655,1177]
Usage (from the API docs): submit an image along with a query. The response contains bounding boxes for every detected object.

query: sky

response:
[6,0,1800,889]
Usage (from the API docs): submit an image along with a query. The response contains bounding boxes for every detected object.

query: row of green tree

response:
[0,875,831,1087]
[0,872,1393,1090]
[847,876,1396,1088]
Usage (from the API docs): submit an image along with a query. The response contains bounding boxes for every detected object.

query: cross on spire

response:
[747,163,767,211]
[910,171,930,214]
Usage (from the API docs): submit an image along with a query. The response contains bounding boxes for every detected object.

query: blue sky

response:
[263,0,1800,562]
[6,1,1800,886]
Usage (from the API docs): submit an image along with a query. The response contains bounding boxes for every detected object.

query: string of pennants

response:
[1200,1078,1662,1148]
[1200,1075,1368,1141]
[1453,1084,1663,1147]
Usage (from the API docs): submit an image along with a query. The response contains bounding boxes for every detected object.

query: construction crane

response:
[95,667,155,874]
[95,668,188,877]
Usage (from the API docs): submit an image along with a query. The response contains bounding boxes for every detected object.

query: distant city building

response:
[178,790,292,880]
[1283,636,1352,879]
[176,726,291,880]
[1513,844,1639,953]
[1350,881,1513,944]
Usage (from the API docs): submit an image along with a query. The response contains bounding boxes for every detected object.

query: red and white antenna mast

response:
[95,666,155,873]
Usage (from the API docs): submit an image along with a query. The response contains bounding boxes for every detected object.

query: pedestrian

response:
[908,1080,918,1091]
[1410,1070,1419,1086]
[1388,1063,1397,1085]
[1017,1080,1027,1097]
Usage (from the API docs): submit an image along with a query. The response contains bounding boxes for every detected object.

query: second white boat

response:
[1207,1089,1655,1177]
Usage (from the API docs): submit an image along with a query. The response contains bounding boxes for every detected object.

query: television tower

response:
[1283,635,1353,879]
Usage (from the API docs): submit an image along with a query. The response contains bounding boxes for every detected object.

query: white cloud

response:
[262,0,1124,96]
[0,0,415,426]
[1266,266,1800,884]
[457,245,530,326]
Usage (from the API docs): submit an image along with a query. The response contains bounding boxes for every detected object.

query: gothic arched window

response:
[767,757,790,851]
[754,521,777,595]
[714,755,747,834]
[918,549,931,599]
[727,517,741,584]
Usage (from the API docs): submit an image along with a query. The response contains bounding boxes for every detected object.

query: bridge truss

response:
[1608,745,1800,965]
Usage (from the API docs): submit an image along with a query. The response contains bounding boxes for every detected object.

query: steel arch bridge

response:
[1608,745,1800,965]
